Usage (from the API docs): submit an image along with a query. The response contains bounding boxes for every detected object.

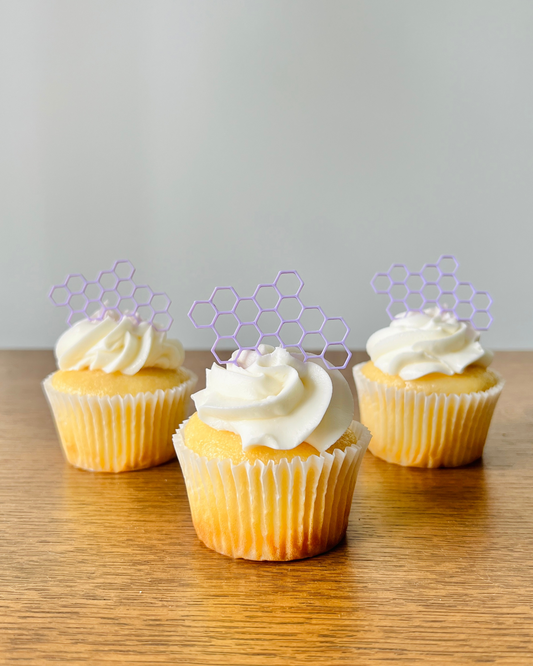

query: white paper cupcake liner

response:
[173,420,371,561]
[353,362,504,468]
[43,369,197,472]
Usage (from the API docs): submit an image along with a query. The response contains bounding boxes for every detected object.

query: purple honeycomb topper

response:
[371,255,493,331]
[49,260,173,331]
[188,270,352,370]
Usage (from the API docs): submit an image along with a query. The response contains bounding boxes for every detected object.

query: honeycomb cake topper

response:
[188,270,352,369]
[371,255,493,330]
[49,260,173,331]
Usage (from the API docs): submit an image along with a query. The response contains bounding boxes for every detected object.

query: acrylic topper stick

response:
[188,270,352,370]
[371,254,493,330]
[49,259,173,331]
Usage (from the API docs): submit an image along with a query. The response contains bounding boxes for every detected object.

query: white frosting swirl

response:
[192,345,354,453]
[367,307,493,380]
[55,313,185,375]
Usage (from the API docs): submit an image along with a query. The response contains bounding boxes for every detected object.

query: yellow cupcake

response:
[353,309,504,468]
[44,314,197,472]
[173,345,371,561]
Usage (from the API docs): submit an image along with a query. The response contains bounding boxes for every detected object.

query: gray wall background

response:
[1,0,532,351]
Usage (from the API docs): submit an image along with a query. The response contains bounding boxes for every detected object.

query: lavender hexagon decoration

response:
[188,270,352,369]
[49,260,173,331]
[371,255,493,330]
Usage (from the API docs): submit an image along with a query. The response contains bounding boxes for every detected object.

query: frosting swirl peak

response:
[192,345,354,453]
[367,307,493,380]
[55,312,185,375]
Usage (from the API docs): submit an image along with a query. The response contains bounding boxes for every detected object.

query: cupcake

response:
[175,269,370,561]
[174,345,370,561]
[44,262,197,472]
[353,307,504,468]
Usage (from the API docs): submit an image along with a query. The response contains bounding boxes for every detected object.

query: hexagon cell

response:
[213,312,240,338]
[370,273,392,295]
[211,336,238,365]
[276,296,304,322]
[188,270,352,369]
[235,323,261,348]
[421,264,441,285]
[49,261,173,331]
[299,306,326,333]
[211,286,239,314]
[274,271,303,297]
[234,298,260,324]
[253,284,280,310]
[151,293,171,313]
[188,301,217,328]
[388,264,409,284]
[152,312,172,332]
[371,255,493,331]
[98,271,118,291]
[84,281,103,302]
[68,293,88,313]
[323,343,351,371]
[321,318,349,344]
[278,321,304,346]
[437,255,459,275]
[117,279,135,298]
[49,285,69,306]
[133,286,153,307]
[112,259,135,280]
[101,289,120,309]
[66,274,86,295]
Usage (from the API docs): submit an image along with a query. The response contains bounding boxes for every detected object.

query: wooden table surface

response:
[1,350,532,665]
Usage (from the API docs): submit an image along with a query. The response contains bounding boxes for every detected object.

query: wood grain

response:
[0,350,532,665]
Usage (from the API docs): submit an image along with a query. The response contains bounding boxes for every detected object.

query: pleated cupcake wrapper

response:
[353,362,504,468]
[173,420,371,561]
[43,370,197,473]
